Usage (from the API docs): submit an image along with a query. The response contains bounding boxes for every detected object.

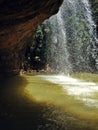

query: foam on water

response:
[38,75,98,108]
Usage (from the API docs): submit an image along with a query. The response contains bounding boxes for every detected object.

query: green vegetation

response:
[23,9,97,72]
[23,25,48,71]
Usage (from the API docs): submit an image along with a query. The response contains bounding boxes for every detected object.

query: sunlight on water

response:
[38,75,98,108]
[24,75,98,124]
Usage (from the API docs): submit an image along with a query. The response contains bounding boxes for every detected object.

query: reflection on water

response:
[0,75,98,130]
[25,75,98,130]
[37,75,98,108]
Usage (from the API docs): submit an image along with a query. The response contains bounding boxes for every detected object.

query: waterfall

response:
[43,0,98,73]
[44,10,72,74]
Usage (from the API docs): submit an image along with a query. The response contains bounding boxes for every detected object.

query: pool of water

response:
[24,74,98,130]
[37,75,98,108]
[0,74,98,130]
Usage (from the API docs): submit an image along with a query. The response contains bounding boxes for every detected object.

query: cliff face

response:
[0,0,98,76]
[0,0,63,76]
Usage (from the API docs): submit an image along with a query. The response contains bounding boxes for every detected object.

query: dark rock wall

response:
[0,0,63,49]
[0,0,98,76]
[0,0,63,76]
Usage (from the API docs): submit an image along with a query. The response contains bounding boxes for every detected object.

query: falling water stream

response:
[24,0,98,129]
[1,0,98,130]
[25,0,98,129]
[44,0,97,72]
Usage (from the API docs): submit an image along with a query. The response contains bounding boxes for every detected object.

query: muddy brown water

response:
[0,75,98,130]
